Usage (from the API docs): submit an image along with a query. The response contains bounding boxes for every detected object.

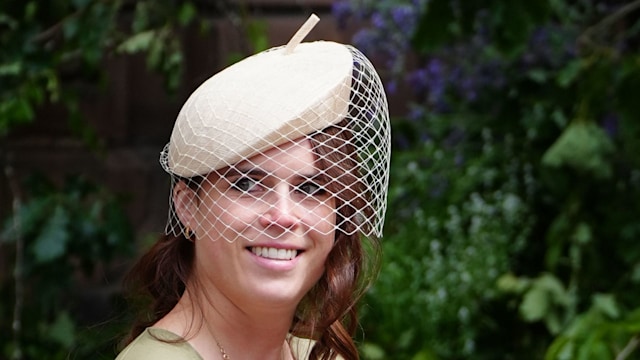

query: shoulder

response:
[289,336,345,360]
[115,328,203,360]
[289,335,315,359]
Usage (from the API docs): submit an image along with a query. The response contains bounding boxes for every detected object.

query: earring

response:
[184,226,194,242]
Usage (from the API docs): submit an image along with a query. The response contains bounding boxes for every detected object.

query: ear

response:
[173,180,198,232]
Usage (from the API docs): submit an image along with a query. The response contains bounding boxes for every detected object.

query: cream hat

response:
[161,14,391,239]
[166,40,353,177]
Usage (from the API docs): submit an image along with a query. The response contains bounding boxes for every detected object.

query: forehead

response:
[228,138,318,176]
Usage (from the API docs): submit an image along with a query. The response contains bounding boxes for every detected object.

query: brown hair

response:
[121,119,381,360]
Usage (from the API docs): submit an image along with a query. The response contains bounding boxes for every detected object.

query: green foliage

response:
[0,0,199,139]
[0,0,120,141]
[341,0,640,358]
[545,297,640,360]
[0,175,133,359]
[414,0,552,55]
[0,1,207,359]
[498,273,573,335]
[116,1,202,90]
[362,126,534,358]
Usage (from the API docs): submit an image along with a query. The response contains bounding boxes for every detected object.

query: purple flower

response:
[459,77,477,102]
[408,105,426,122]
[522,25,577,69]
[424,58,447,107]
[427,57,444,76]
[391,5,417,37]
[371,11,386,30]
[332,1,353,30]
[408,69,429,94]
[385,79,398,95]
[352,29,378,56]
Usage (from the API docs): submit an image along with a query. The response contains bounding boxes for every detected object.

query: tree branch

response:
[4,155,24,360]
[616,335,639,360]
[578,0,640,51]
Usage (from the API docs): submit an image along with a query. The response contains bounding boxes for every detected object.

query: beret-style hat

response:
[163,15,353,177]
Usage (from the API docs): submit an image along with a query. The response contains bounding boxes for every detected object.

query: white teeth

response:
[250,246,297,260]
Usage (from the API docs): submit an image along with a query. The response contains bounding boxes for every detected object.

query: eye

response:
[297,182,327,196]
[231,177,261,193]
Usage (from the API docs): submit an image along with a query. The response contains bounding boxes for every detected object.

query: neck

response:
[159,285,298,360]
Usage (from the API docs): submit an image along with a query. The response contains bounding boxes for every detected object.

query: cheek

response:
[305,202,337,240]
[194,197,255,241]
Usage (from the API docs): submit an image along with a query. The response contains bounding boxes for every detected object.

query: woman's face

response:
[185,138,336,310]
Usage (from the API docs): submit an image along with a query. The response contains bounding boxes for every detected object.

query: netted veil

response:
[159,15,391,243]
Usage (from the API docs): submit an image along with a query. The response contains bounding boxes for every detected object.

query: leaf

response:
[0,62,22,76]
[62,17,79,39]
[360,342,386,360]
[397,328,415,349]
[545,311,564,335]
[542,121,615,179]
[572,222,592,245]
[545,213,571,269]
[178,2,197,26]
[520,286,549,321]
[556,339,575,360]
[412,348,438,360]
[496,273,529,294]
[592,293,619,319]
[537,274,569,304]
[576,338,609,360]
[32,205,70,263]
[0,13,18,29]
[557,59,583,88]
[528,68,549,83]
[117,30,156,54]
[47,311,76,348]
[1,197,51,243]
[545,336,572,360]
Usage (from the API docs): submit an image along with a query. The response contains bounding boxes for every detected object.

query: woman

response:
[116,15,390,360]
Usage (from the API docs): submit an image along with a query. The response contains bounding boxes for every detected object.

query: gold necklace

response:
[213,336,230,360]
[206,323,230,360]
[212,336,291,360]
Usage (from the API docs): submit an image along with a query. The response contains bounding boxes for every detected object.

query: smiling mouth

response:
[248,246,300,260]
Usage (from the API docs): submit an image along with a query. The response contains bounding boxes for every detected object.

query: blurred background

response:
[1,0,639,359]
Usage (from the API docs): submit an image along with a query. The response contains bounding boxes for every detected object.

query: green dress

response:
[115,327,316,359]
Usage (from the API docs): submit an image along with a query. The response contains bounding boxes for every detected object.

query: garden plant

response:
[332,0,640,358]
[1,0,639,359]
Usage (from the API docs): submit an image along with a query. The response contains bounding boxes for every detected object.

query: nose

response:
[258,186,299,231]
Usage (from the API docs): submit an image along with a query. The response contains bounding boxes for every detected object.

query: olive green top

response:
[115,327,317,360]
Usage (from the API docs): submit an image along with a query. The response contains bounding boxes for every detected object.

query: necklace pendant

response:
[216,341,230,359]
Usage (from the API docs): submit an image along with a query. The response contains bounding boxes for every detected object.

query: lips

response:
[249,246,299,260]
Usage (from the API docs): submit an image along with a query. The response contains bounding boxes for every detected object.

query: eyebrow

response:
[224,168,268,178]
[226,166,325,181]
